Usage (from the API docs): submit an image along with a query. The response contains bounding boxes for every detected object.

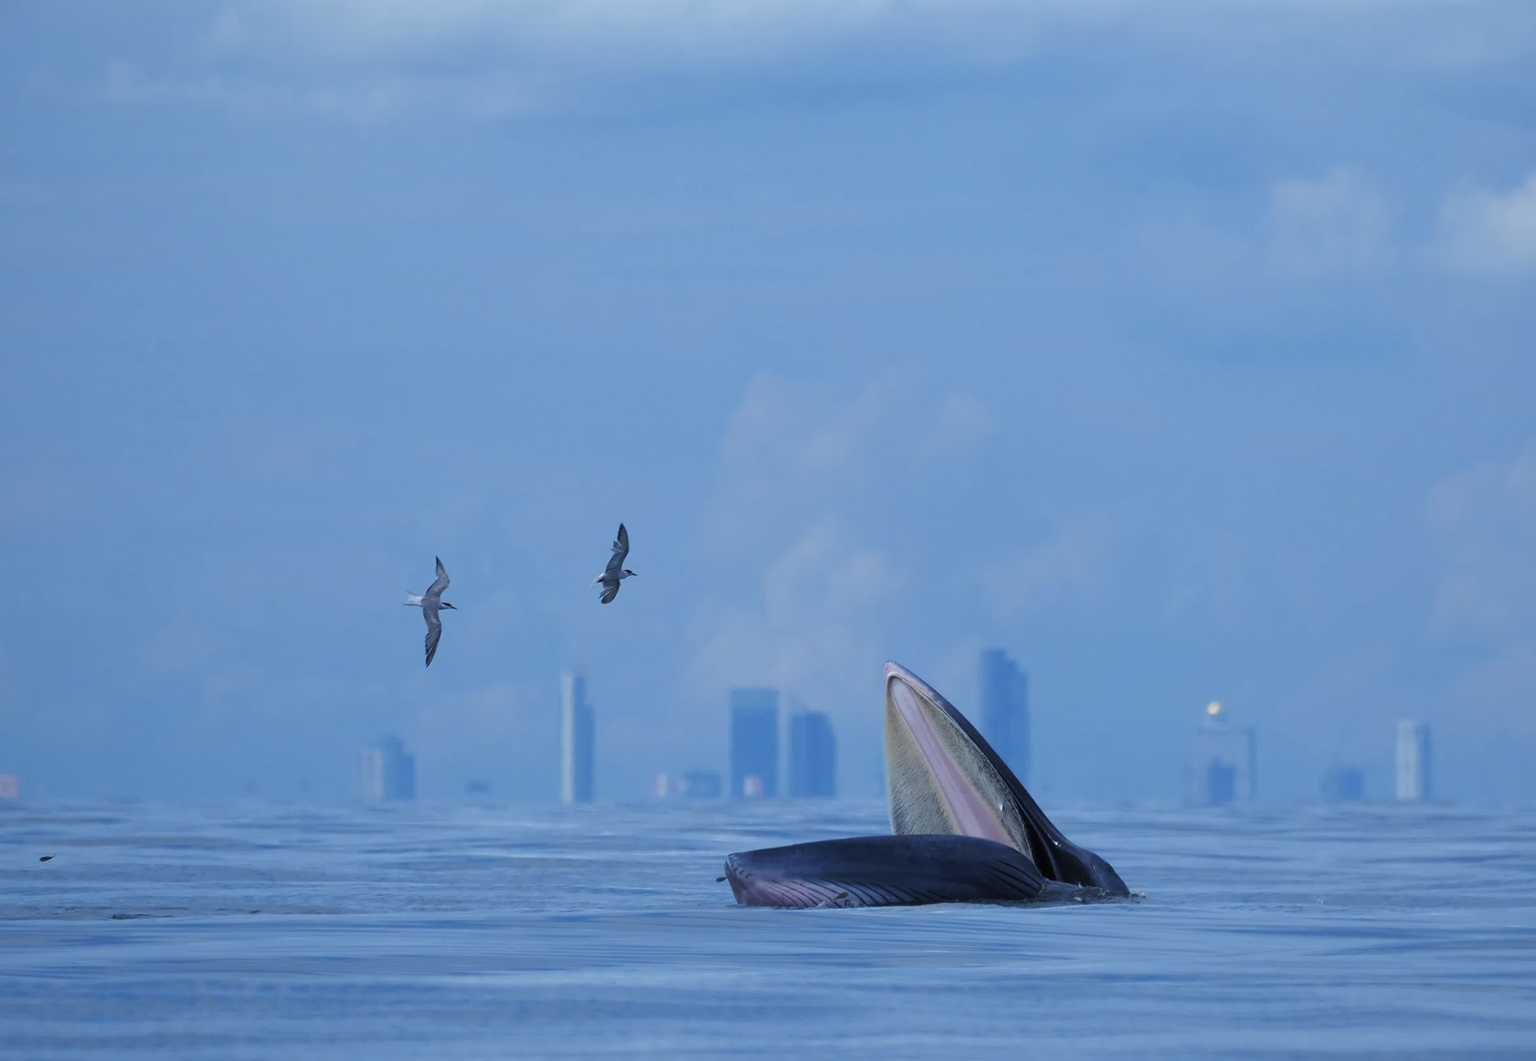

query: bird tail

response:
[405,593,424,606]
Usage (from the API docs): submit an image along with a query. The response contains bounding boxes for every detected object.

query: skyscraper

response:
[1321,766,1365,802]
[683,770,723,799]
[357,735,415,801]
[730,688,779,799]
[979,648,1029,783]
[561,671,595,805]
[1184,702,1255,806]
[1396,721,1432,802]
[788,710,836,798]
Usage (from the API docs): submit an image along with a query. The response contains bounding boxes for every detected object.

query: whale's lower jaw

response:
[723,835,1050,908]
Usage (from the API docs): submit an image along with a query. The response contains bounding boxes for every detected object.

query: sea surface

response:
[3,799,1535,1059]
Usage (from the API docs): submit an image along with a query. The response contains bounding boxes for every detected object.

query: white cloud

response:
[1428,439,1536,640]
[688,520,903,709]
[1445,641,1536,738]
[109,0,1151,120]
[65,0,1530,123]
[1438,171,1536,273]
[700,372,990,558]
[1424,441,1536,748]
[917,391,994,464]
[688,373,987,717]
[1267,167,1391,275]
[203,0,1071,67]
[981,516,1111,620]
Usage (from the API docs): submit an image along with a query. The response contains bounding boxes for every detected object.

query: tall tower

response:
[561,671,595,805]
[1396,721,1432,802]
[357,735,415,801]
[788,710,837,798]
[730,688,779,798]
[979,648,1029,784]
[1184,701,1255,806]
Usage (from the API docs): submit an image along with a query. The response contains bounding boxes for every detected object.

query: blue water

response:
[4,800,1535,1059]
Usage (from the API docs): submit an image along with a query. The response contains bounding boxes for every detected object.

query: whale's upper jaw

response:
[883,661,1129,895]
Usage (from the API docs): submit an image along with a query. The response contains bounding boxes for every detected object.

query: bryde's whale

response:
[723,662,1130,908]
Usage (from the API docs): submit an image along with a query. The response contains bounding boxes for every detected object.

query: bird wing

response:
[604,524,629,577]
[600,581,620,605]
[424,606,443,667]
[425,556,451,602]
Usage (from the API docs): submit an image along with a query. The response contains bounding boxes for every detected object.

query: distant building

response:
[652,770,723,799]
[561,671,595,805]
[1321,766,1365,802]
[980,648,1029,784]
[788,710,837,798]
[1396,721,1432,802]
[464,780,491,796]
[357,735,416,801]
[683,770,722,799]
[0,774,17,800]
[1184,702,1255,806]
[730,688,779,799]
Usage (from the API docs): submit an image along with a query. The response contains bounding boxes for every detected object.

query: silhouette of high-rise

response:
[1321,766,1365,802]
[1395,721,1431,802]
[683,770,722,798]
[1184,702,1254,806]
[561,671,595,805]
[979,648,1029,783]
[357,735,415,801]
[652,770,723,799]
[730,688,779,799]
[788,710,836,798]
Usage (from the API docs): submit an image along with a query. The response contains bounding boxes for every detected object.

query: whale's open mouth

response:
[884,662,1026,852]
[883,661,1127,893]
[721,661,1128,907]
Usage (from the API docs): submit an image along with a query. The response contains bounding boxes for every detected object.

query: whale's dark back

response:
[724,834,1048,908]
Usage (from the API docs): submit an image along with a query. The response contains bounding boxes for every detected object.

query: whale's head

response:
[883,661,1128,894]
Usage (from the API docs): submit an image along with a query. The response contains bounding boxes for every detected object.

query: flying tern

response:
[405,556,456,666]
[592,523,637,604]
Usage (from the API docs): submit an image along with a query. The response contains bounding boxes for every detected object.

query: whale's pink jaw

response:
[883,662,1031,858]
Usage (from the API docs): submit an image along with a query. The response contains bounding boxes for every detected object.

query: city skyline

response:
[3,3,1533,805]
[1,657,1459,805]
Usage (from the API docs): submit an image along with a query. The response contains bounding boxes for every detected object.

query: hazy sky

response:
[2,1,1534,804]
